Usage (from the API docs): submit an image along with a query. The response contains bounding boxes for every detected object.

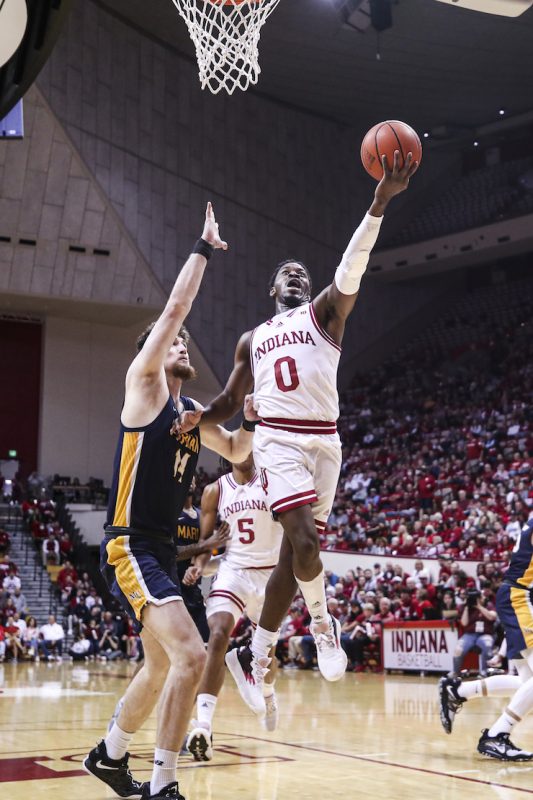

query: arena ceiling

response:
[96,0,533,145]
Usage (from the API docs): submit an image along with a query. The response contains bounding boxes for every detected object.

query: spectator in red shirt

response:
[0,529,10,554]
[394,588,419,621]
[59,531,73,558]
[450,591,496,678]
[417,469,436,511]
[57,560,78,591]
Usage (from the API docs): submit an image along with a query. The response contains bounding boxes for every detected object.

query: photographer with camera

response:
[450,587,497,678]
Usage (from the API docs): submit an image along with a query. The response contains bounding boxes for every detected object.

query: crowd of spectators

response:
[321,309,532,567]
[268,558,504,673]
[0,497,142,663]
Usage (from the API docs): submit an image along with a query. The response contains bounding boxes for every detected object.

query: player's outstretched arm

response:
[313,151,419,345]
[198,393,258,462]
[128,202,227,383]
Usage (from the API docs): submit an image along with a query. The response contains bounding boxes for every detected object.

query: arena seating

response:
[386,156,533,247]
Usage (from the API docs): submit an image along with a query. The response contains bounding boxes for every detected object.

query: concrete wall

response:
[40,315,138,484]
[38,313,222,484]
[320,550,478,581]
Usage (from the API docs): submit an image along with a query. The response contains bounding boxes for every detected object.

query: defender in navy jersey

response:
[175,491,208,641]
[439,517,533,762]
[85,203,256,800]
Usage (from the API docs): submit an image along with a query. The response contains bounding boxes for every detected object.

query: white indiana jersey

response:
[218,472,283,569]
[250,302,340,421]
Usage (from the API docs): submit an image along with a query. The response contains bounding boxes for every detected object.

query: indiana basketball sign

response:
[383,621,458,672]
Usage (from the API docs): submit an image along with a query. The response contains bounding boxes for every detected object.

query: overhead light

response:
[423,131,430,138]
[473,140,480,147]
[499,108,506,116]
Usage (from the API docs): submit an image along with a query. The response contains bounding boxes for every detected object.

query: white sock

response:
[263,683,275,698]
[296,571,328,626]
[458,675,522,700]
[151,748,178,795]
[503,675,533,721]
[488,709,518,737]
[486,675,533,736]
[196,693,217,730]
[251,626,277,661]
[104,722,133,761]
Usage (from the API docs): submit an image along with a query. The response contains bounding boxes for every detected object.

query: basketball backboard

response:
[433,0,533,17]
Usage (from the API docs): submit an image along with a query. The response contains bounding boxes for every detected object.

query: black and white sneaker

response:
[83,740,144,798]
[438,676,465,734]
[186,722,213,762]
[140,782,185,799]
[477,729,533,762]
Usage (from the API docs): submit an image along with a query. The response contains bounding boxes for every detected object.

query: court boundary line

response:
[218,730,533,795]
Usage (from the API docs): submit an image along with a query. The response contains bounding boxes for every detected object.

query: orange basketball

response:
[360,120,422,181]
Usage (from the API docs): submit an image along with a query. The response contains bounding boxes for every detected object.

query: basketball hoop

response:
[171,0,282,95]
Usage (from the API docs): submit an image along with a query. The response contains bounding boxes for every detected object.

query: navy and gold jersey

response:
[175,505,201,582]
[503,519,533,589]
[105,395,200,538]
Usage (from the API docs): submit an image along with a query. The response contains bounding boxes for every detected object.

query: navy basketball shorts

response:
[496,583,533,660]
[100,534,182,628]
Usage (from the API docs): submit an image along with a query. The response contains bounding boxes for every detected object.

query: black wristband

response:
[242,418,260,432]
[192,238,214,260]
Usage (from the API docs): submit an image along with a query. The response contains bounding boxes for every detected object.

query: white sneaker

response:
[262,692,279,732]
[225,646,269,718]
[310,615,347,682]
[187,722,213,762]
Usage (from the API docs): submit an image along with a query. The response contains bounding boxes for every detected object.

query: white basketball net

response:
[171,0,282,95]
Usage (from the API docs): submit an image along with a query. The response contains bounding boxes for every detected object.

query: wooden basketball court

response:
[2,662,533,798]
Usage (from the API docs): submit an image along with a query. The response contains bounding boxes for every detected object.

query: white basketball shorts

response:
[253,424,342,535]
[206,559,273,625]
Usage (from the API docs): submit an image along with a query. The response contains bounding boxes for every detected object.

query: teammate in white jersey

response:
[184,455,283,761]
[180,152,418,716]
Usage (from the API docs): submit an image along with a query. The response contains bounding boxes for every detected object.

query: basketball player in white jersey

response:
[184,454,283,761]
[179,152,418,717]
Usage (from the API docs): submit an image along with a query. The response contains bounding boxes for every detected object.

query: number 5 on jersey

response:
[237,518,255,544]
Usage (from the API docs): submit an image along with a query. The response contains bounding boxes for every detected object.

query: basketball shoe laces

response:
[313,621,338,654]
[265,693,277,713]
[251,654,271,688]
